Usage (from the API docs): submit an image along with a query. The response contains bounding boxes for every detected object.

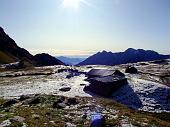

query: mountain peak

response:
[101,50,108,53]
[0,27,3,31]
[125,48,136,52]
[78,48,170,65]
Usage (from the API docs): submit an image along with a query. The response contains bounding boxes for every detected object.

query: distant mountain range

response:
[78,48,170,66]
[57,56,86,65]
[0,27,64,66]
[1,26,169,67]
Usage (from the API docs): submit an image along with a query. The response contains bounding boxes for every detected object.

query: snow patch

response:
[112,76,170,112]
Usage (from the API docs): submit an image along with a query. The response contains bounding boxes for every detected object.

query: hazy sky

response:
[0,0,170,57]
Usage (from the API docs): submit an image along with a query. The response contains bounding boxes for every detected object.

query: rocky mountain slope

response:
[0,27,35,65]
[0,27,64,67]
[78,48,170,65]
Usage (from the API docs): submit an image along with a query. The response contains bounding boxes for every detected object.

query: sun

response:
[63,0,81,9]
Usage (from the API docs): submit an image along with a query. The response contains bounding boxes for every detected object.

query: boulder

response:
[52,96,66,109]
[66,74,73,79]
[19,95,30,101]
[32,114,40,119]
[2,99,19,107]
[53,102,66,109]
[58,69,66,73]
[0,120,11,127]
[139,62,149,66]
[80,84,86,86]
[65,122,76,127]
[82,113,87,119]
[125,66,138,74]
[0,114,7,118]
[66,98,79,106]
[59,87,71,92]
[58,68,78,73]
[24,96,41,105]
[56,96,65,103]
[9,116,25,123]
[113,70,125,77]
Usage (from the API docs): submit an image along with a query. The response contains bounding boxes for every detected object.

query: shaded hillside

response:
[78,48,170,65]
[0,27,64,67]
[0,27,35,65]
[35,53,64,66]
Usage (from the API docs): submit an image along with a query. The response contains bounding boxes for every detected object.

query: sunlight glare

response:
[63,0,81,9]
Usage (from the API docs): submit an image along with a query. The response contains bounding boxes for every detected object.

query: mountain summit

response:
[78,48,170,65]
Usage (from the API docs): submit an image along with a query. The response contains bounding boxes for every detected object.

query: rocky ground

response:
[0,94,170,127]
[0,60,170,126]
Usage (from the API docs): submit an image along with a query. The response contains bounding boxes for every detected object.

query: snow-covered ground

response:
[112,75,170,112]
[0,63,170,113]
[0,62,20,68]
[0,72,91,98]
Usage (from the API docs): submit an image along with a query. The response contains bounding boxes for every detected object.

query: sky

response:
[0,0,170,57]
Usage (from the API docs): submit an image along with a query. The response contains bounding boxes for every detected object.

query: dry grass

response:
[0,51,16,64]
[0,96,170,127]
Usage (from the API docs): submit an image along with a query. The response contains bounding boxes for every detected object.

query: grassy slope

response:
[0,96,170,127]
[0,51,16,64]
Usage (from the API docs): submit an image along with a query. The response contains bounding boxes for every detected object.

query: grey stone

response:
[19,95,30,101]
[65,122,76,127]
[24,96,41,105]
[0,120,11,127]
[80,84,86,86]
[9,116,25,123]
[66,98,79,106]
[53,102,66,109]
[0,114,7,118]
[32,114,40,119]
[125,66,138,74]
[56,96,65,103]
[2,99,19,107]
[59,87,71,92]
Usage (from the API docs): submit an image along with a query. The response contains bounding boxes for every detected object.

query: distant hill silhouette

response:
[78,48,170,66]
[57,56,86,65]
[35,53,64,66]
[0,27,64,66]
